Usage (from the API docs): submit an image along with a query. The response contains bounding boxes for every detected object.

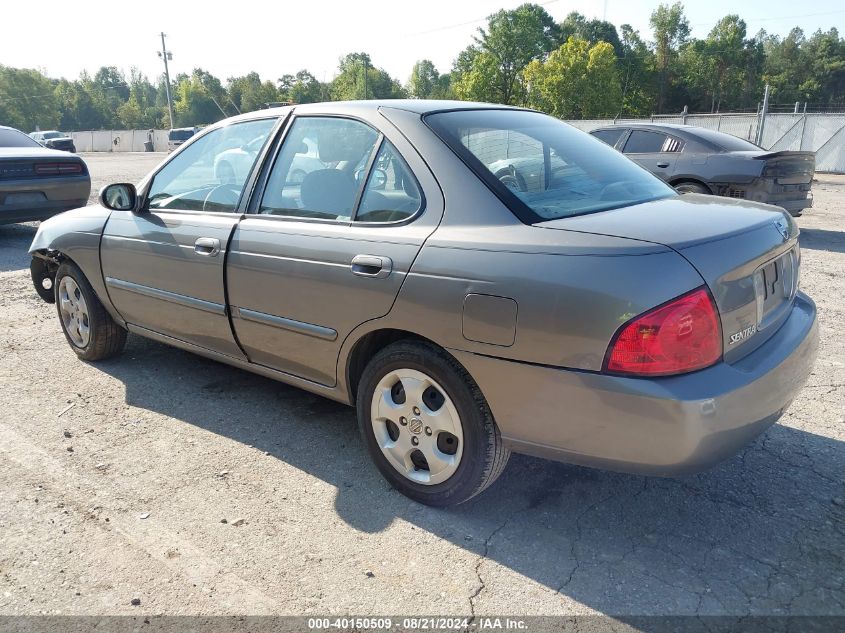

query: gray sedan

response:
[1,126,90,224]
[28,102,818,506]
[590,123,815,216]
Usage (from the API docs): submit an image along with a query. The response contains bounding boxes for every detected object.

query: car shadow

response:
[94,335,844,616]
[0,223,37,273]
[800,228,845,254]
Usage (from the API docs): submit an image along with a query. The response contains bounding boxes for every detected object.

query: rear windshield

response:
[0,128,41,148]
[426,110,674,223]
[169,129,195,141]
[689,127,760,151]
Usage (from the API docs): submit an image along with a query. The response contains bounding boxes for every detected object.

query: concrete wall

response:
[71,129,169,153]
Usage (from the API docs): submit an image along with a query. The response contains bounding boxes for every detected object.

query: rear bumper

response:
[776,194,813,213]
[452,293,818,476]
[0,175,90,224]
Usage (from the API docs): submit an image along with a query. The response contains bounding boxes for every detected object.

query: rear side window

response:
[426,109,674,222]
[623,130,668,153]
[591,128,625,147]
[259,117,422,223]
[356,140,422,223]
[259,117,378,221]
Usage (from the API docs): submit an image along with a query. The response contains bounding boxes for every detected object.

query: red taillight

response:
[34,162,83,175]
[605,287,722,377]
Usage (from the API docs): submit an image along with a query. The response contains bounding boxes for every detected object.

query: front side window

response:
[147,118,276,213]
[426,109,674,222]
[259,117,379,221]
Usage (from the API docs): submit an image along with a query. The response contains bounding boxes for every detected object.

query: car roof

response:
[224,99,522,124]
[592,122,721,142]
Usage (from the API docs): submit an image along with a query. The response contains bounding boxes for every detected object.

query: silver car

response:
[28,101,818,506]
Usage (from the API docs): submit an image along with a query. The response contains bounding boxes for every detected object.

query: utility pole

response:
[756,83,770,146]
[363,57,368,100]
[158,32,175,129]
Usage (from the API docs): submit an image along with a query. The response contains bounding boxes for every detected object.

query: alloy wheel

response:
[370,368,463,485]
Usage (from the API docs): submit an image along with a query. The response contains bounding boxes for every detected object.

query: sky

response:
[1,0,843,86]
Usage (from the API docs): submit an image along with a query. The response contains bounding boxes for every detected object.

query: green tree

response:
[0,65,60,131]
[174,69,227,126]
[619,25,656,116]
[408,60,440,99]
[680,15,751,112]
[279,70,324,104]
[650,2,690,113]
[228,72,279,113]
[524,37,622,118]
[330,53,405,100]
[452,3,559,105]
[559,12,623,57]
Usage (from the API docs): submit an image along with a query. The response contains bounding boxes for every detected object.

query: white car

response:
[214,136,325,185]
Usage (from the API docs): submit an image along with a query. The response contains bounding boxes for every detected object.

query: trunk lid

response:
[732,150,815,185]
[537,194,800,361]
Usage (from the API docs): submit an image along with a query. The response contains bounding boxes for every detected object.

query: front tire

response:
[357,341,510,506]
[55,261,127,361]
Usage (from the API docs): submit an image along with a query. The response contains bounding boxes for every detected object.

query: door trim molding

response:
[104,277,226,316]
[235,306,338,341]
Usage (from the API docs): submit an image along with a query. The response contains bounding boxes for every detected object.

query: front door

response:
[622,129,682,182]
[101,117,279,358]
[227,114,442,386]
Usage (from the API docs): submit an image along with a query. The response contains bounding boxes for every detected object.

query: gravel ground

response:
[0,154,842,617]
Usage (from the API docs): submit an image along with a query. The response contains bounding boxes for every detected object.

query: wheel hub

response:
[370,368,464,486]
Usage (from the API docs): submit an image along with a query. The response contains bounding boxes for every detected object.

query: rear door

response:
[227,111,443,386]
[622,129,683,181]
[101,117,279,357]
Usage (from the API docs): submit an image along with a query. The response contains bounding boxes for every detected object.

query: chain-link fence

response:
[566,112,845,174]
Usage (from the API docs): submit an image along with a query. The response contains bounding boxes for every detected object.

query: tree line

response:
[1,2,843,132]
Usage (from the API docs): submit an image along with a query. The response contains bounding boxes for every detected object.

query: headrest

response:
[300,169,356,217]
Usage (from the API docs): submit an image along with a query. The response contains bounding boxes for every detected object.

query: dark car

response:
[28,102,816,506]
[30,130,76,153]
[1,126,90,224]
[590,123,815,216]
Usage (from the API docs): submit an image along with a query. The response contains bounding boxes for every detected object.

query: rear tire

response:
[54,261,127,361]
[674,181,710,194]
[356,340,510,506]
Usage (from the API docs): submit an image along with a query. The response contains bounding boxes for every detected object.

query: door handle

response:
[194,237,221,257]
[656,162,670,168]
[351,254,392,278]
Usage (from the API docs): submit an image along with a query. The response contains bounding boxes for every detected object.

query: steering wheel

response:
[202,185,240,211]
[497,171,526,193]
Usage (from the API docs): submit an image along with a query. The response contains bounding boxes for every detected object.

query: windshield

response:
[426,110,675,222]
[42,131,64,139]
[0,128,41,148]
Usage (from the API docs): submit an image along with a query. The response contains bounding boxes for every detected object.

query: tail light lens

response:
[605,287,722,377]
[34,162,83,175]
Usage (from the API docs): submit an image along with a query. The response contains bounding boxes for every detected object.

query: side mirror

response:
[100,183,137,211]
